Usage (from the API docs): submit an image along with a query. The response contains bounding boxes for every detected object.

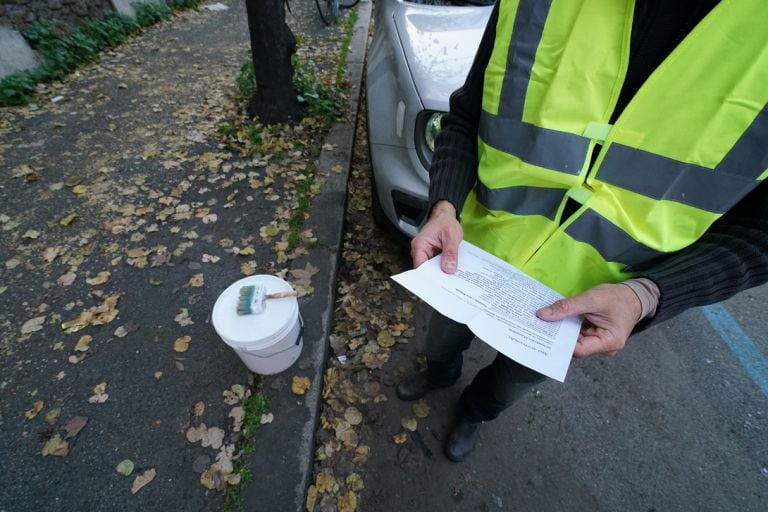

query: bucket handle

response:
[296,314,304,346]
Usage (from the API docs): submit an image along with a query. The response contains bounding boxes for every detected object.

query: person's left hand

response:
[536,283,642,358]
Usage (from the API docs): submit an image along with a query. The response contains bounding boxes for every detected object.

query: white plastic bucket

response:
[212,275,303,375]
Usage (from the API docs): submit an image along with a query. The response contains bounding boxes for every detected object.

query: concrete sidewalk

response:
[239,2,372,511]
[0,2,371,511]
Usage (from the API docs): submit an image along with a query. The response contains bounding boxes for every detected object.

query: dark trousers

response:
[424,311,547,423]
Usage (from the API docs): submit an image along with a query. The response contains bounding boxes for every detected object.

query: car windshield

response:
[404,0,495,6]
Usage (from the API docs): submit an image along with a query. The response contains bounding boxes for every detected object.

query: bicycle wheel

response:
[339,0,360,8]
[315,0,339,25]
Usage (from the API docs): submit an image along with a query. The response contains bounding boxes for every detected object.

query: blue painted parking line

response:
[701,303,768,397]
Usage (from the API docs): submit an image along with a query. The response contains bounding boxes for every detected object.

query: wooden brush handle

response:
[265,290,298,299]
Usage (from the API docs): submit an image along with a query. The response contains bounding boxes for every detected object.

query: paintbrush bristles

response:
[236,285,296,315]
[236,285,258,315]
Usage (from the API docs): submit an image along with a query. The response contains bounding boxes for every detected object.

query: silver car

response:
[366,0,493,238]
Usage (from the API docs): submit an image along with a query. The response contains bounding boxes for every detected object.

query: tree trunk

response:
[244,0,303,124]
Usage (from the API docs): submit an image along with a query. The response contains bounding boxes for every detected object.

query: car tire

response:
[370,171,388,228]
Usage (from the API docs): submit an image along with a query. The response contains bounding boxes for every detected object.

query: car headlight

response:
[424,112,443,152]
[415,111,445,170]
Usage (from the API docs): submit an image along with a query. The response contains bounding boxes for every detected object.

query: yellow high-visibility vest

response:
[462,0,768,296]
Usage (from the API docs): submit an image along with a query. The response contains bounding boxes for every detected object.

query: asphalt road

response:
[358,277,767,511]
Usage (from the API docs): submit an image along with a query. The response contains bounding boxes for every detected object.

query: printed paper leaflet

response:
[391,241,581,382]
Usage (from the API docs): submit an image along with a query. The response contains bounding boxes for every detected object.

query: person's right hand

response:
[410,200,462,273]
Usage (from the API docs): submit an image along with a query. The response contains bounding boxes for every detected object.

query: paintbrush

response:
[236,285,298,315]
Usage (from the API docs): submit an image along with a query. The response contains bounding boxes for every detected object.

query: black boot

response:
[444,417,481,462]
[396,373,437,401]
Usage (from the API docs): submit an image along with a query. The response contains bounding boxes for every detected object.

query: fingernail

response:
[444,261,456,272]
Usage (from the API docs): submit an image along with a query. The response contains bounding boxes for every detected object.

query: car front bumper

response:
[369,141,429,238]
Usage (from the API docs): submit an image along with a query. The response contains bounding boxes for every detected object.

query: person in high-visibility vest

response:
[397,0,768,462]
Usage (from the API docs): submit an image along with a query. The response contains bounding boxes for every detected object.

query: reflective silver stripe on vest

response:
[716,104,768,179]
[483,0,587,174]
[480,114,589,175]
[596,143,759,213]
[497,0,552,119]
[565,209,668,268]
[476,181,565,220]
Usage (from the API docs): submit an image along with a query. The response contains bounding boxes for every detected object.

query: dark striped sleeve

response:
[427,1,499,218]
[636,181,768,330]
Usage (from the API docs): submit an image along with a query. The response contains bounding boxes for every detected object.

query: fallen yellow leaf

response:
[174,336,191,352]
[174,309,193,327]
[354,445,370,463]
[229,406,244,432]
[57,272,76,286]
[21,316,46,334]
[188,273,204,288]
[401,417,417,432]
[88,382,109,404]
[306,485,318,512]
[377,329,396,348]
[291,376,311,395]
[116,459,134,476]
[44,408,61,424]
[314,472,336,493]
[344,407,363,426]
[74,335,93,352]
[186,424,207,444]
[41,434,69,457]
[86,271,110,285]
[412,400,430,419]
[337,491,357,512]
[240,261,257,276]
[199,467,217,490]
[346,473,364,492]
[25,401,44,420]
[131,468,156,494]
[59,213,78,226]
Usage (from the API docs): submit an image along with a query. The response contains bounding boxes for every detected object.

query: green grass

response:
[231,51,341,152]
[235,53,342,127]
[221,382,269,512]
[134,1,172,27]
[0,73,37,106]
[336,5,359,89]
[235,61,256,102]
[172,0,200,9]
[242,387,269,439]
[292,54,340,124]
[0,2,195,107]
[287,173,316,252]
[242,121,263,147]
